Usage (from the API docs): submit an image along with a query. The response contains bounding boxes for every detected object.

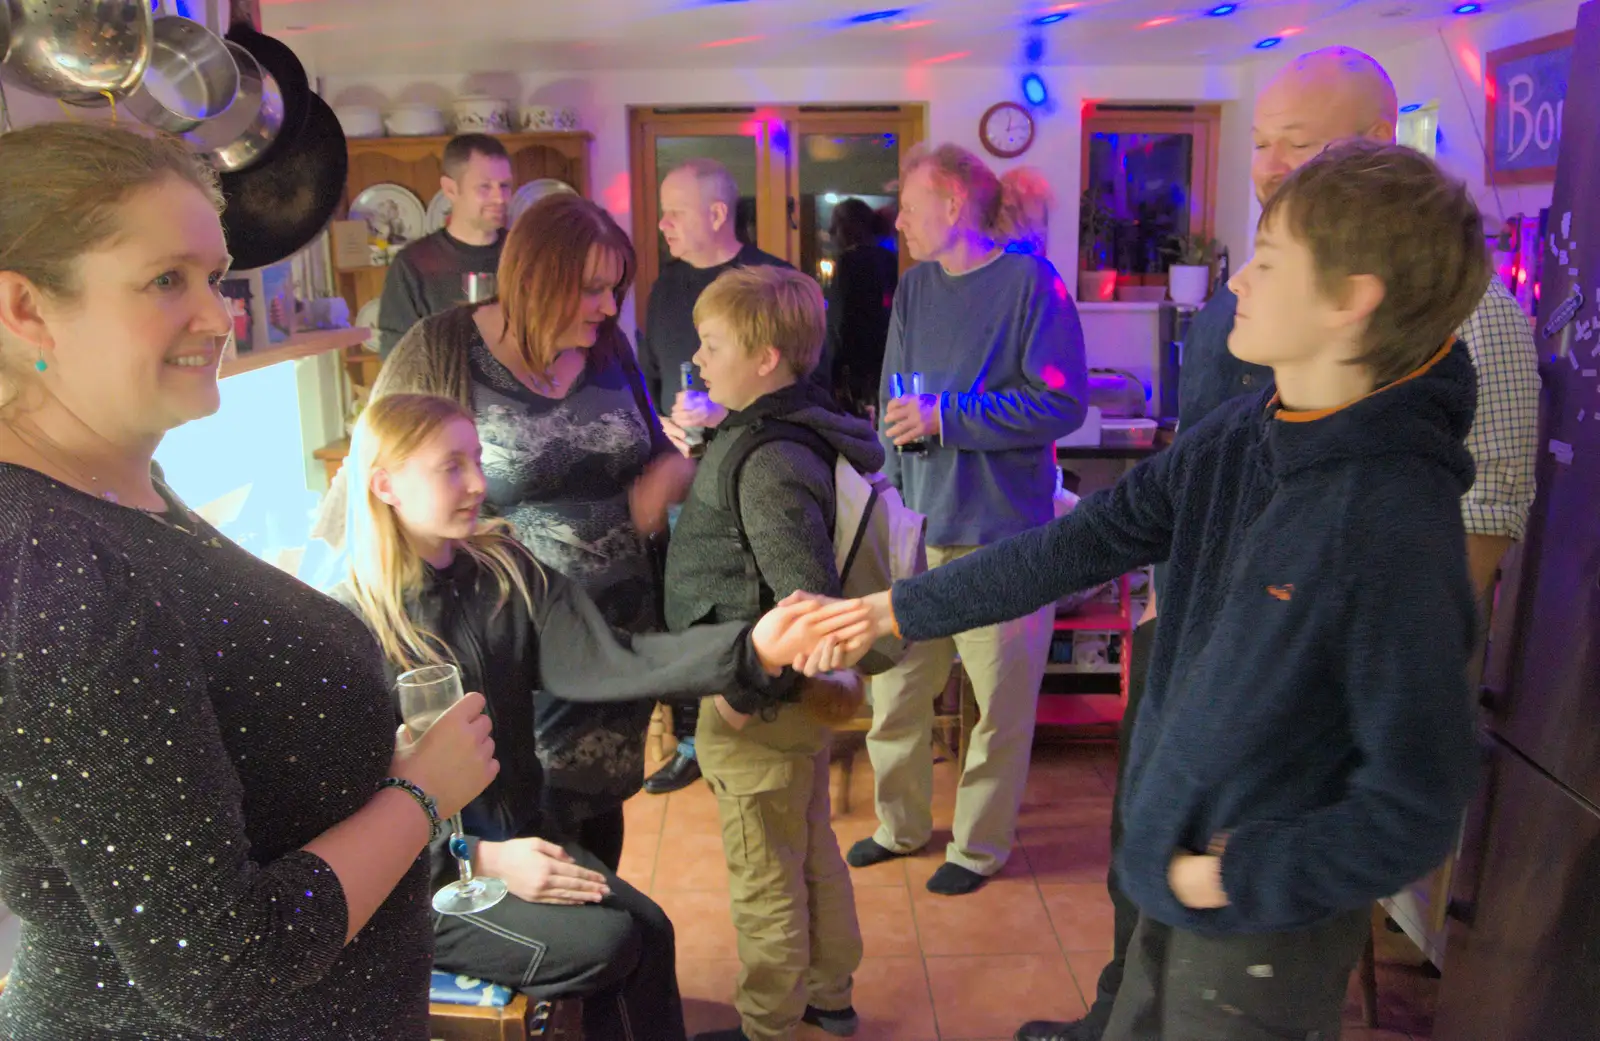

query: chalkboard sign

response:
[1487,29,1577,185]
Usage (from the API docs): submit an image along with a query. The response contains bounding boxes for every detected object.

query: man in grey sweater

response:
[850,143,1088,896]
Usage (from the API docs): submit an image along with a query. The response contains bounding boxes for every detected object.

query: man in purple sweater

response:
[847,143,1088,896]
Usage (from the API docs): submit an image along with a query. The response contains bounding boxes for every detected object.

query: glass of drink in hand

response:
[396,664,509,916]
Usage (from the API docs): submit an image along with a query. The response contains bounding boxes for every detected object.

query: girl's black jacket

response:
[331,546,794,889]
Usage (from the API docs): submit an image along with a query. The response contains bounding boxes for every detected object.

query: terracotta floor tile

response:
[652,829,731,891]
[661,780,727,834]
[1039,883,1116,953]
[820,955,939,1041]
[675,957,742,1035]
[829,815,911,888]
[1065,949,1111,1012]
[902,832,1035,892]
[615,828,659,893]
[651,889,739,959]
[924,953,1085,1039]
[910,877,1060,956]
[853,884,921,958]
[1015,790,1114,830]
[1018,825,1112,884]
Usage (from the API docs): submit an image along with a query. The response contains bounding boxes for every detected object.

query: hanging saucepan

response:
[122,16,239,134]
[181,41,283,173]
[219,23,309,172]
[219,93,348,271]
[0,0,153,103]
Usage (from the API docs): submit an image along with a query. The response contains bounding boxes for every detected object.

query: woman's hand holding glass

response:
[388,691,500,820]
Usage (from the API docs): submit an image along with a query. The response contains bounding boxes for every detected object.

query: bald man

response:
[1013,46,1539,1041]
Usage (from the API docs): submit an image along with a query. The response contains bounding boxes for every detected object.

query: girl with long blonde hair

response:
[335,393,864,1041]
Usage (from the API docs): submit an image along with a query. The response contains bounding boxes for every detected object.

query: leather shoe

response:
[643,750,702,795]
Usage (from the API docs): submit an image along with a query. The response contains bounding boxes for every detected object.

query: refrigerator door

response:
[1434,734,1600,1041]
[1485,0,1600,807]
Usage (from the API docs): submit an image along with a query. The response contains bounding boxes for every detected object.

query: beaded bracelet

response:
[378,777,444,843]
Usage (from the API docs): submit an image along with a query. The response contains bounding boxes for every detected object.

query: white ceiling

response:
[264,0,1541,76]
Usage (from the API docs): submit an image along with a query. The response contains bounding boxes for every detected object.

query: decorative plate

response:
[355,298,382,353]
[425,190,452,234]
[509,178,577,225]
[349,183,426,261]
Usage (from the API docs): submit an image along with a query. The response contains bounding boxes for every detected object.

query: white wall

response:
[321,62,1252,337]
[1223,0,1585,252]
[1371,0,1582,223]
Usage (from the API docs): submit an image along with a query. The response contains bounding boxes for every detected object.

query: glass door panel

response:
[794,131,902,288]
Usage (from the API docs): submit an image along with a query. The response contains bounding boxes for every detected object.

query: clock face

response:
[982,103,1034,158]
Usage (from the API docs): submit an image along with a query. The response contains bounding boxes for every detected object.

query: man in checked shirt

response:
[1015,45,1540,1041]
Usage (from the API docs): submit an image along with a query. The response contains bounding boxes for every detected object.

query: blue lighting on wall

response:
[1033,11,1071,23]
[1452,2,1482,11]
[1025,34,1046,62]
[1254,35,1283,48]
[1206,3,1238,15]
[1022,72,1049,106]
[847,7,907,23]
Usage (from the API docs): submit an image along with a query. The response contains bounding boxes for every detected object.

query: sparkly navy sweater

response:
[891,341,1482,934]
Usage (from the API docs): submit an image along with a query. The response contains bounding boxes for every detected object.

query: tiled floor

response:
[621,739,1439,1041]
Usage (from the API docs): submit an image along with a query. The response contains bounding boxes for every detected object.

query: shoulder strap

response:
[718,419,837,542]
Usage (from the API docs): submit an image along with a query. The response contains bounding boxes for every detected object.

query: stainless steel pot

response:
[0,0,153,103]
[122,16,238,133]
[181,41,282,173]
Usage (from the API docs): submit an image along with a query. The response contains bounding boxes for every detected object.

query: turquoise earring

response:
[34,346,46,373]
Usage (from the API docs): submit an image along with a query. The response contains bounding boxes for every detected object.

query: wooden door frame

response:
[628,104,927,331]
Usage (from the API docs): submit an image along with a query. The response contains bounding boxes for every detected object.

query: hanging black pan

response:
[220,93,348,271]
[221,23,310,172]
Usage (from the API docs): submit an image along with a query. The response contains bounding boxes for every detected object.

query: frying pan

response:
[221,22,309,172]
[220,93,347,271]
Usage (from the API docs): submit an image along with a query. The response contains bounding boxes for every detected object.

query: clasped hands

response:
[715,590,895,729]
[748,589,895,676]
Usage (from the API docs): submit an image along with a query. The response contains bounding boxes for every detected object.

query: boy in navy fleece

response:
[824,140,1489,1040]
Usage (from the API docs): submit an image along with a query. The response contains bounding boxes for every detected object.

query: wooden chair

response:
[429,995,582,1040]
[830,660,972,816]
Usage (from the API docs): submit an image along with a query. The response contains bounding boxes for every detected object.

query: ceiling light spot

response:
[1141,15,1179,27]
[848,7,908,23]
[1033,11,1070,23]
[1255,35,1283,48]
[1206,3,1238,15]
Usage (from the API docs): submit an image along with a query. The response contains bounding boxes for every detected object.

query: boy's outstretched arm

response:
[885,443,1181,643]
[1215,473,1481,925]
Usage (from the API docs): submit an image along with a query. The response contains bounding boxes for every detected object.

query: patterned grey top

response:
[468,335,666,808]
[0,465,431,1041]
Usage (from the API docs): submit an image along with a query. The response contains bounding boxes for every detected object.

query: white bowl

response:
[384,104,447,137]
[453,95,511,134]
[334,105,383,138]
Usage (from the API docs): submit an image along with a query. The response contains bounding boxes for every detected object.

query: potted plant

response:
[1077,190,1118,303]
[1163,233,1220,305]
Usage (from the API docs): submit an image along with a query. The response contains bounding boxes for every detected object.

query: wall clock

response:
[980,101,1036,159]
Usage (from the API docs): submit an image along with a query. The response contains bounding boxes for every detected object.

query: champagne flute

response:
[396,664,509,916]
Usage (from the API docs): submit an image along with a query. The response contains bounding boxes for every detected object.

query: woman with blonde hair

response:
[333,392,860,1040]
[0,124,497,1040]
[316,193,691,871]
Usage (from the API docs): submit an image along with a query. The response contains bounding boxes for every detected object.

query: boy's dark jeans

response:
[1103,908,1368,1041]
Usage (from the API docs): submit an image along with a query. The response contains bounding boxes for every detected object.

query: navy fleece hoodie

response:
[892,340,1481,935]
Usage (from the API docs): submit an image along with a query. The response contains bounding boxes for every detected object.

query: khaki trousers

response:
[865,544,1055,875]
[697,702,864,1041]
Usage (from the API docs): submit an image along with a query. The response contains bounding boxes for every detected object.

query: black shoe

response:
[804,1003,860,1036]
[1015,1019,1102,1041]
[643,750,701,795]
[845,837,919,868]
[691,1029,750,1041]
[926,862,987,895]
